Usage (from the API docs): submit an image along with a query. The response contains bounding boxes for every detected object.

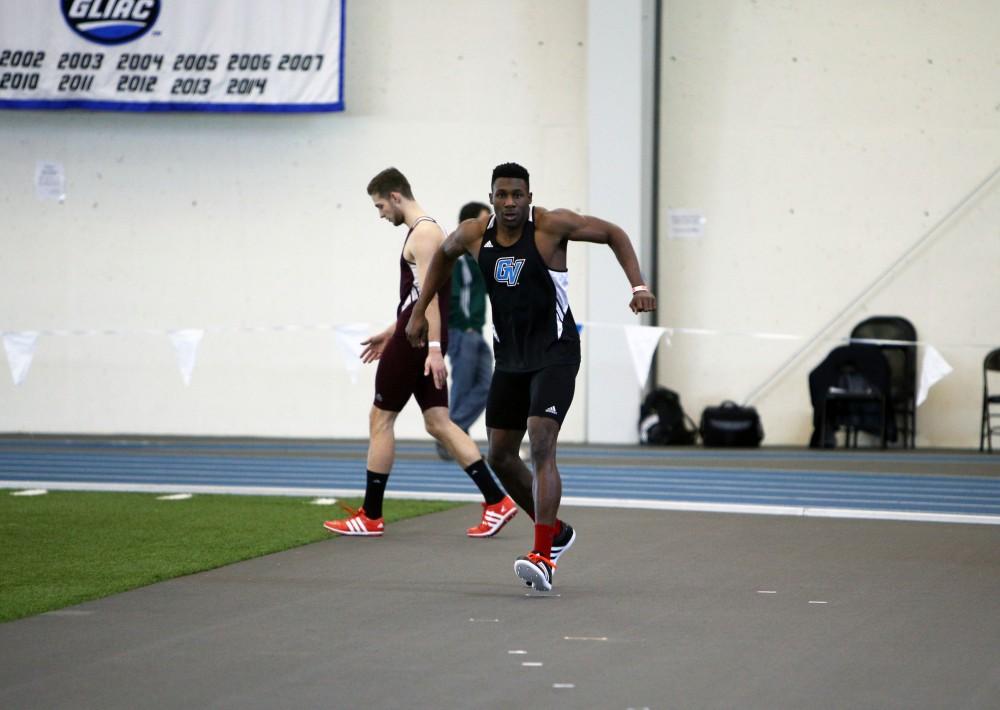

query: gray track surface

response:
[2,505,998,709]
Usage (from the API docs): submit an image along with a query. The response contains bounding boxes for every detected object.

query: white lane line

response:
[808,600,828,605]
[508,650,528,655]
[8,481,995,526]
[468,618,500,622]
[311,497,338,505]
[156,493,192,500]
[557,496,1000,526]
[563,636,608,641]
[10,489,48,496]
[756,590,777,594]
[552,683,575,689]
[521,662,543,667]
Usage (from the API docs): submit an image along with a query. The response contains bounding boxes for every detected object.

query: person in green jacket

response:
[436,201,494,460]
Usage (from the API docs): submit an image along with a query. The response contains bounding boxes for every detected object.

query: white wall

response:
[5,0,997,450]
[656,0,1000,447]
[0,1,589,440]
[585,0,659,444]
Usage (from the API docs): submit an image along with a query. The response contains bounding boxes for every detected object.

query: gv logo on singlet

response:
[494,257,525,287]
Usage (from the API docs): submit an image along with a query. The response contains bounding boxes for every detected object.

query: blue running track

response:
[1,438,998,524]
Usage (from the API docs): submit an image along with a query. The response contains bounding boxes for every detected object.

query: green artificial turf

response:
[0,491,460,623]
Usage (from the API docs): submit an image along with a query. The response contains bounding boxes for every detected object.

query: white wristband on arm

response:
[428,341,441,349]
[631,285,650,294]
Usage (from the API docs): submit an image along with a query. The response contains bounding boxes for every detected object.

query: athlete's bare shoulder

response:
[535,206,583,237]
[414,216,446,241]
[403,217,445,261]
[445,213,490,259]
[536,206,616,245]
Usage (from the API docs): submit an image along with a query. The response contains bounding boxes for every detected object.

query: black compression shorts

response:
[484,362,580,430]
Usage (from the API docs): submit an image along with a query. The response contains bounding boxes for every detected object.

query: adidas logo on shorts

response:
[545,405,558,415]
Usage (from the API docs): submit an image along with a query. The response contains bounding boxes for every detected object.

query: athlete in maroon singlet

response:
[324,168,517,539]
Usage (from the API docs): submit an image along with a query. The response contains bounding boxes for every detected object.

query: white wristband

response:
[631,285,649,294]
[428,341,441,349]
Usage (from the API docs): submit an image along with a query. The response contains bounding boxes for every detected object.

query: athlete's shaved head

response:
[491,163,529,191]
[367,167,414,200]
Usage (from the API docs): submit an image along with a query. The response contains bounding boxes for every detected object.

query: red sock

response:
[533,523,557,559]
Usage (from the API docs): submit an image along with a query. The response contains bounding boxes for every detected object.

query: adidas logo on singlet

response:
[483,241,494,248]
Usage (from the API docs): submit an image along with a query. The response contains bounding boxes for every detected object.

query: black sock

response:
[363,470,388,519]
[464,459,505,505]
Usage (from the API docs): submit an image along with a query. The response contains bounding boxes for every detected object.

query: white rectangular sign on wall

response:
[0,0,345,113]
[667,209,706,239]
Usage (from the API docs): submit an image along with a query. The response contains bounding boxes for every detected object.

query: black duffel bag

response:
[699,401,764,447]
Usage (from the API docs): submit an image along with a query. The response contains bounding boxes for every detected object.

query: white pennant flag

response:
[168,329,204,386]
[623,325,669,388]
[333,323,370,384]
[3,331,40,386]
[917,344,953,406]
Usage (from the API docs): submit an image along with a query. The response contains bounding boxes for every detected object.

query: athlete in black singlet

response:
[406,163,656,591]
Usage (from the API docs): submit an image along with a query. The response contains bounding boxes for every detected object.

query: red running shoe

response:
[466,495,517,538]
[323,505,384,537]
[514,552,556,591]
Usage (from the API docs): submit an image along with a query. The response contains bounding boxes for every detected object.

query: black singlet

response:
[477,207,580,372]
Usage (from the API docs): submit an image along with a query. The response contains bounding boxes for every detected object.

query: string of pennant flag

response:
[1,322,967,405]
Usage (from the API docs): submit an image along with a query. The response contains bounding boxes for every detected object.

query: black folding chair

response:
[980,348,1000,453]
[810,344,893,449]
[850,316,917,448]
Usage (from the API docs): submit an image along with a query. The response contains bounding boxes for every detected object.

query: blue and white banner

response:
[0,0,345,113]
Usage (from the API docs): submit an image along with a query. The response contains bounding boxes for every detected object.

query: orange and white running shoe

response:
[514,552,556,591]
[466,495,517,538]
[323,505,384,537]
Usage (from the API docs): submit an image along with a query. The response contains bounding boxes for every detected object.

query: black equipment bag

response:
[699,401,764,447]
[639,387,698,445]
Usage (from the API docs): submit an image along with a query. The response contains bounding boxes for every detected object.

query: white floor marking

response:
[552,683,575,689]
[508,650,528,655]
[564,636,608,641]
[521,662,543,667]
[156,493,192,500]
[311,497,338,505]
[808,600,828,604]
[10,489,48,496]
[468,618,500,622]
[756,590,778,594]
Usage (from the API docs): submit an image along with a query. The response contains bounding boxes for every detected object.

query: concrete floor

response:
[1,503,998,709]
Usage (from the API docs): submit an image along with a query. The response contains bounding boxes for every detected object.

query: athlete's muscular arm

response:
[536,207,657,314]
[409,222,449,388]
[405,217,486,347]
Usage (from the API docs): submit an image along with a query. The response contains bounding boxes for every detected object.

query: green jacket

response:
[449,253,486,331]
